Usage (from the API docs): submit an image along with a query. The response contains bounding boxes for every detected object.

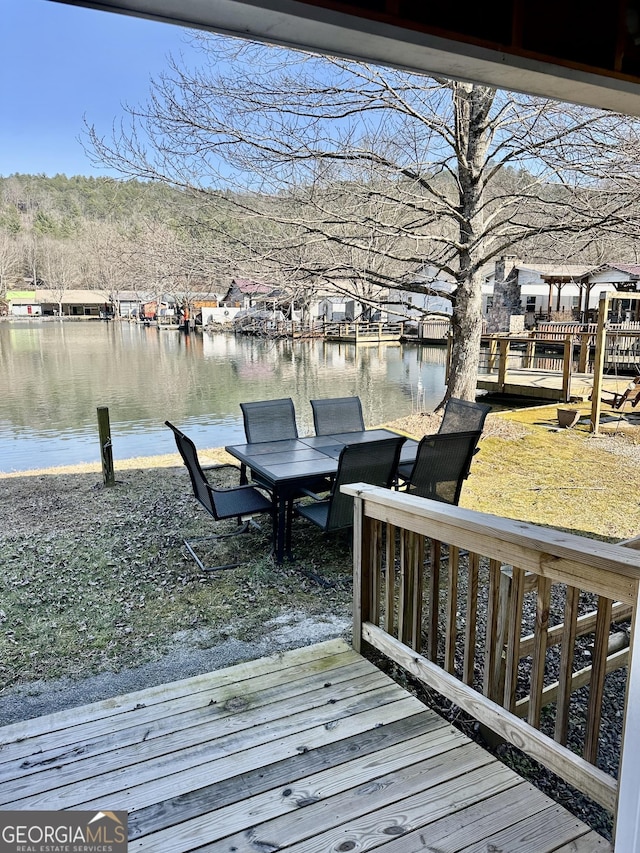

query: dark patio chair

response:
[166,421,274,571]
[296,435,405,532]
[310,396,365,435]
[438,397,491,434]
[239,397,300,488]
[436,397,490,479]
[397,430,482,505]
[240,397,299,443]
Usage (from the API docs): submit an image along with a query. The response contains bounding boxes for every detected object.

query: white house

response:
[385,265,455,323]
[483,259,640,329]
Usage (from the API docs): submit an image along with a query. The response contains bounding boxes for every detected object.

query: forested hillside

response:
[0,173,247,304]
[0,173,186,230]
[0,169,637,321]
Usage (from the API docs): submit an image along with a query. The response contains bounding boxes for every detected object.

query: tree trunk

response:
[445,82,494,403]
[449,272,484,399]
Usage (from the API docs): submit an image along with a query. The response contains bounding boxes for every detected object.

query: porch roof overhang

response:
[49,0,640,116]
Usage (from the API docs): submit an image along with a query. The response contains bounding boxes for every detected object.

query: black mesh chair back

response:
[166,420,217,517]
[438,397,491,434]
[165,421,274,571]
[297,436,405,532]
[406,430,482,505]
[240,398,298,443]
[310,396,365,435]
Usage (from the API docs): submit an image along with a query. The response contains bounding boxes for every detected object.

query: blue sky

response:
[2,0,191,177]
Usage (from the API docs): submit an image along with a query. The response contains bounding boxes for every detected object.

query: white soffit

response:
[50,0,640,115]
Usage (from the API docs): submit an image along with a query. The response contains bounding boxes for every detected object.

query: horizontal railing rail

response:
[343,483,640,846]
[322,321,404,339]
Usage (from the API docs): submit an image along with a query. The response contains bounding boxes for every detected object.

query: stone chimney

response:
[486,255,523,333]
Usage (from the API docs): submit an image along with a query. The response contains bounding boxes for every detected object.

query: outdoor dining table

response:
[225,428,418,563]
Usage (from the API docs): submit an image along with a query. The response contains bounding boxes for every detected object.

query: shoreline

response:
[0,447,235,479]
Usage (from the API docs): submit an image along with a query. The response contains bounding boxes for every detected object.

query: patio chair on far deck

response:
[396,430,482,505]
[310,396,365,435]
[165,421,274,572]
[296,435,405,532]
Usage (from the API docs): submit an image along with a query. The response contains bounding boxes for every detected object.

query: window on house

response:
[486,296,494,313]
[526,296,536,312]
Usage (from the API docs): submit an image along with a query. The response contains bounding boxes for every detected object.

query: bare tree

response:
[18,233,41,292]
[40,237,80,316]
[81,222,130,315]
[86,36,640,400]
[0,233,20,300]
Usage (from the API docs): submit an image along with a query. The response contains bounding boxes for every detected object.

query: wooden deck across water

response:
[0,638,612,852]
[477,367,638,403]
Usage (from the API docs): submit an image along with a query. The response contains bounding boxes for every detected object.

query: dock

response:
[476,367,636,402]
[0,638,610,851]
[477,332,640,403]
[324,321,403,343]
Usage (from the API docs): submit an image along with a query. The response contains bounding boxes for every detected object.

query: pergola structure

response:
[541,272,583,316]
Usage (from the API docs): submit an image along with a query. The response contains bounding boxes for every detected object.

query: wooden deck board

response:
[0,638,612,852]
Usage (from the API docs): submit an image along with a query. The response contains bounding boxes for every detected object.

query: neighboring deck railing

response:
[343,483,640,849]
[323,321,404,341]
[479,328,640,400]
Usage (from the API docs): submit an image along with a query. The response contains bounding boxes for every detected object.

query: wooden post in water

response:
[97,406,115,487]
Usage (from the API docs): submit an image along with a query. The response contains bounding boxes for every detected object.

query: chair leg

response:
[182,519,260,572]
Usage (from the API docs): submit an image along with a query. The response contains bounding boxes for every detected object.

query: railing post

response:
[614,586,640,852]
[578,333,590,373]
[498,339,510,391]
[352,493,367,654]
[590,294,609,434]
[524,338,536,369]
[488,336,499,372]
[562,335,573,403]
[97,406,115,487]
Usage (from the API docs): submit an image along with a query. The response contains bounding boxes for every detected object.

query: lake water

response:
[0,320,447,473]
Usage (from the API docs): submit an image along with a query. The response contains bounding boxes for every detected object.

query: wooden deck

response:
[0,638,611,852]
[478,367,636,402]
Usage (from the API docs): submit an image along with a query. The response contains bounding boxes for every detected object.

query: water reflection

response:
[0,320,447,472]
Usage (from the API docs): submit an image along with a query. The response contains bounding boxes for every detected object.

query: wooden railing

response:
[343,483,640,848]
[480,328,640,396]
[480,334,577,400]
[322,321,404,341]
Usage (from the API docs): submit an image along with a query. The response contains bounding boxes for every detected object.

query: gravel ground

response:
[0,612,351,726]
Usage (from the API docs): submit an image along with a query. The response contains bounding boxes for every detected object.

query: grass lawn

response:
[1,403,639,689]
